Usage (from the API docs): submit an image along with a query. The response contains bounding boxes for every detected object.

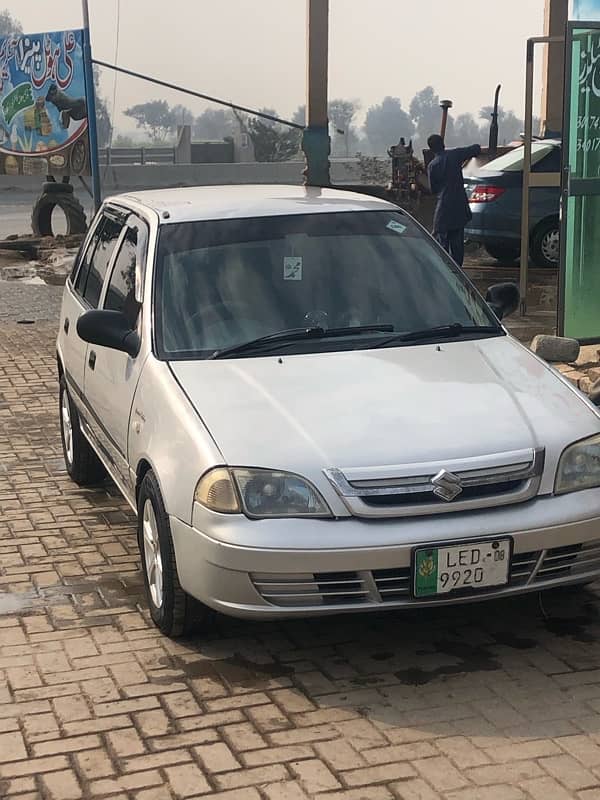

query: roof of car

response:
[109,184,398,224]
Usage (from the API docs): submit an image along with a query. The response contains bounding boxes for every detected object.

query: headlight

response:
[555,434,600,494]
[195,467,332,518]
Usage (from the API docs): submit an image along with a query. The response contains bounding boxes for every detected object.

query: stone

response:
[530,335,580,363]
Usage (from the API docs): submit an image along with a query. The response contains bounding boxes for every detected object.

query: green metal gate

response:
[560,20,600,341]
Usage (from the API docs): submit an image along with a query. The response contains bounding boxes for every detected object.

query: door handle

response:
[63,317,69,334]
[88,350,96,370]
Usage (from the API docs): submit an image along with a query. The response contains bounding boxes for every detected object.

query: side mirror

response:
[486,282,520,320]
[77,310,140,358]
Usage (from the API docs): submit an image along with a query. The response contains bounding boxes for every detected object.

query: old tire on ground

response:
[531,218,560,268]
[59,375,106,486]
[42,181,74,194]
[31,191,87,237]
[137,470,213,638]
[484,243,520,264]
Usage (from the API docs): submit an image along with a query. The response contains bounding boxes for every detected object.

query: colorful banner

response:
[0,29,90,176]
[572,0,600,20]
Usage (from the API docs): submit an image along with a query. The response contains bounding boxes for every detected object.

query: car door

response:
[82,214,149,496]
[58,209,121,415]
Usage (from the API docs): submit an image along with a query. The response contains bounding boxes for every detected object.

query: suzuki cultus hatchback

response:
[57,186,600,637]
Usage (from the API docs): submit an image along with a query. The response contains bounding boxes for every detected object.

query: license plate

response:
[413,539,511,598]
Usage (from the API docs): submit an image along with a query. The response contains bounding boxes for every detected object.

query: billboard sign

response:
[572,0,600,19]
[0,29,90,177]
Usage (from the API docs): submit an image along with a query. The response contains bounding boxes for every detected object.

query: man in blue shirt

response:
[427,134,481,266]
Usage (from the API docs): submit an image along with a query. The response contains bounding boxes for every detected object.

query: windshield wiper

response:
[370,323,502,349]
[210,324,394,360]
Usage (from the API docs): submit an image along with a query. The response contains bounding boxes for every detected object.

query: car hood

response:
[169,336,599,494]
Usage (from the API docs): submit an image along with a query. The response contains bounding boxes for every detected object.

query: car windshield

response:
[482,143,557,172]
[154,210,500,359]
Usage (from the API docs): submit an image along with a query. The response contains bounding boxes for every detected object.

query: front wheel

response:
[138,471,212,638]
[531,219,560,268]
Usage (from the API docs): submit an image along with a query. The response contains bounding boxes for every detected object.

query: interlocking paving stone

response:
[3,317,600,798]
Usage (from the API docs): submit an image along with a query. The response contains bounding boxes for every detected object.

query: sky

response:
[4,0,546,133]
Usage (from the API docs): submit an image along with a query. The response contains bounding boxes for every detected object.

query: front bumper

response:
[170,490,600,619]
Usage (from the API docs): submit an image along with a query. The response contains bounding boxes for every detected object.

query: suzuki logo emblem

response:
[431,469,463,502]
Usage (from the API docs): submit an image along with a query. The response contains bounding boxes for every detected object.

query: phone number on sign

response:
[577,137,600,152]
[578,116,600,130]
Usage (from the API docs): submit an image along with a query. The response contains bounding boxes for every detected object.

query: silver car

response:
[57,185,600,638]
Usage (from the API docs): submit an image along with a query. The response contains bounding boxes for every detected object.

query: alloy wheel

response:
[142,499,164,609]
[61,389,73,466]
[541,229,560,264]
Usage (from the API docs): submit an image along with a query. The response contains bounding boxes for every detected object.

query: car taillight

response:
[469,185,506,203]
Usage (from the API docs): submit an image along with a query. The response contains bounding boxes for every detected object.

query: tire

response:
[42,181,74,194]
[484,243,520,264]
[531,219,560,268]
[137,471,213,638]
[59,375,106,486]
[69,140,88,174]
[32,192,87,237]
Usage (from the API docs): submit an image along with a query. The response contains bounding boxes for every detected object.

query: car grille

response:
[252,541,600,609]
[324,448,544,519]
[252,551,543,608]
[533,539,600,582]
[251,572,370,607]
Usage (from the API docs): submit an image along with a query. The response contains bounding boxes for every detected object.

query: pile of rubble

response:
[0,234,80,285]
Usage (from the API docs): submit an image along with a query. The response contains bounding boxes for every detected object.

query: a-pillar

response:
[302,0,331,186]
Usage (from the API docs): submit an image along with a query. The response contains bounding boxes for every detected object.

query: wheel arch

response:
[530,213,559,241]
[135,458,153,506]
[135,457,171,516]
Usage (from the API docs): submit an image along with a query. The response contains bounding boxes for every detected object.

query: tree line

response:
[121,89,535,162]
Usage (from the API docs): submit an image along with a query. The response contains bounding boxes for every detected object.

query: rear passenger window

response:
[83,216,123,308]
[74,225,101,296]
[74,214,123,307]
[105,227,139,327]
[534,147,561,173]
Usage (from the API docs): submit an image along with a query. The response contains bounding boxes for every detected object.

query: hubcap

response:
[541,229,560,264]
[143,500,163,609]
[61,389,73,465]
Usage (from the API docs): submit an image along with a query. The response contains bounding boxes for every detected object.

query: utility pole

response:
[541,0,568,136]
[302,0,330,186]
[81,0,102,210]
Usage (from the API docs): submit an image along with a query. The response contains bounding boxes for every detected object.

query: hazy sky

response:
[5,0,545,132]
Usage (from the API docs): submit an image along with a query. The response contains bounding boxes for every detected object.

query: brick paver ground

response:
[3,316,600,799]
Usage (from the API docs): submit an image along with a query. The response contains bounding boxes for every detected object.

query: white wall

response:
[0,159,367,195]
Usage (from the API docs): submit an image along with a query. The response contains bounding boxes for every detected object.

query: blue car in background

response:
[464,140,561,268]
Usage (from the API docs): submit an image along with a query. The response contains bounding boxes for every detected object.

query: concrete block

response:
[531,335,580,364]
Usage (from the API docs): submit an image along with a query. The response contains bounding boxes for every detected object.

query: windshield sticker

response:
[387,220,407,235]
[283,256,303,280]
